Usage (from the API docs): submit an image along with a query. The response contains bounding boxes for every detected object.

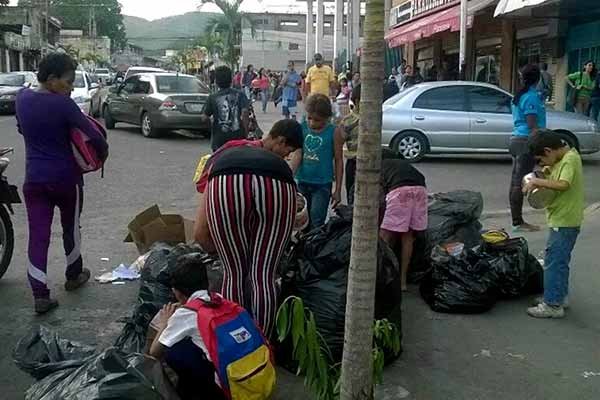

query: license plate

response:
[185,102,203,113]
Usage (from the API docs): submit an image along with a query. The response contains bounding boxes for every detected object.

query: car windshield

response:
[73,73,85,88]
[156,76,204,94]
[0,73,25,86]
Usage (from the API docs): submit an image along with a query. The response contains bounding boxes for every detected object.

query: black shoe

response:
[35,298,59,315]
[65,268,91,291]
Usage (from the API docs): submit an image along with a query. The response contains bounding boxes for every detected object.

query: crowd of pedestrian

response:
[11,50,588,399]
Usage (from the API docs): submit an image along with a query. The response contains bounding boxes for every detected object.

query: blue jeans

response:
[298,182,332,229]
[544,227,580,306]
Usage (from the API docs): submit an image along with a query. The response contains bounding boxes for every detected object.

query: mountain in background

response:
[123,12,219,56]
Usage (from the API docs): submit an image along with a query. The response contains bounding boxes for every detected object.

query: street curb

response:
[480,202,600,220]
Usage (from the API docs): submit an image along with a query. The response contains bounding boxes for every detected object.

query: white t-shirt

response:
[158,290,211,361]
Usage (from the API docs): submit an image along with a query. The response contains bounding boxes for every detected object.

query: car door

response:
[411,86,471,149]
[110,76,138,122]
[128,76,152,123]
[467,85,514,150]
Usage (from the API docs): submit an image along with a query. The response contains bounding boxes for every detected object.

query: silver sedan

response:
[382,81,600,161]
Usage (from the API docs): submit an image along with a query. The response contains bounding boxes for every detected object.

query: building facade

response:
[0,6,61,72]
[59,29,111,69]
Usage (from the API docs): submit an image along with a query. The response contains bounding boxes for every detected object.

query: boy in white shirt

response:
[149,255,226,400]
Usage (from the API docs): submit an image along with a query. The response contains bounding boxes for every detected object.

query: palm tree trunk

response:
[339,0,385,398]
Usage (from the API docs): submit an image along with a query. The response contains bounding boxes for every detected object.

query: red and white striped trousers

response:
[206,173,296,336]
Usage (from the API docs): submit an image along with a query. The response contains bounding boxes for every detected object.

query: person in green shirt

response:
[567,60,597,115]
[523,131,584,319]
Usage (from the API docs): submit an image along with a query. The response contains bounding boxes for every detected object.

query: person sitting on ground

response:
[149,255,227,400]
[290,94,344,229]
[379,149,427,291]
[202,65,249,152]
[194,119,304,337]
[524,131,584,319]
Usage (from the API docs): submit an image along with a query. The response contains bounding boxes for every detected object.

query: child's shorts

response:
[381,186,428,233]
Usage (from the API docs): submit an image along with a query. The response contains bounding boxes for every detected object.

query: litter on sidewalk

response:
[95,263,141,284]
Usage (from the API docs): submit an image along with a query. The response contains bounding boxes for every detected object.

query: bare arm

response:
[148,303,178,359]
[289,149,303,174]
[525,177,570,192]
[332,126,345,207]
[194,192,216,253]
[526,114,539,137]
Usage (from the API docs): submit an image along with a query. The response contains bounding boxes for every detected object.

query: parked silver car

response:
[102,73,210,138]
[382,81,600,161]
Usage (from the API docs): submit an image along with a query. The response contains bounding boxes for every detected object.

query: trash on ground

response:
[100,257,110,262]
[95,263,141,284]
[124,205,194,254]
[475,349,492,358]
[582,371,600,378]
[279,206,402,366]
[112,281,126,285]
[507,353,526,360]
[443,242,464,257]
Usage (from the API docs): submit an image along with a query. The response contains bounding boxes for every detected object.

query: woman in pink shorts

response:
[380,152,427,291]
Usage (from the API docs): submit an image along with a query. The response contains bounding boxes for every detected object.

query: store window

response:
[475,53,501,86]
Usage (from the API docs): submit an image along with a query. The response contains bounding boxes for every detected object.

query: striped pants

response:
[206,174,296,336]
[23,183,83,299]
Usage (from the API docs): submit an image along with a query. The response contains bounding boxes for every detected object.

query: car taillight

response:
[159,100,177,111]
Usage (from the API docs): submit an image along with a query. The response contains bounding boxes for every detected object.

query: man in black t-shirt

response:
[202,65,249,151]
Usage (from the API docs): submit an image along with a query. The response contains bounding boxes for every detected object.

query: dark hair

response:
[170,254,209,297]
[340,78,348,84]
[269,119,303,149]
[215,65,232,88]
[351,83,361,104]
[540,62,548,71]
[583,60,597,79]
[513,64,541,106]
[305,94,333,118]
[382,147,404,160]
[259,67,266,77]
[246,64,253,71]
[37,52,78,83]
[529,130,566,156]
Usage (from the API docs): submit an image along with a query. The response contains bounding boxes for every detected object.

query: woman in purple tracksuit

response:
[15,53,108,314]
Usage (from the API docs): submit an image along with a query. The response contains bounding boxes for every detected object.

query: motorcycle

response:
[0,148,21,280]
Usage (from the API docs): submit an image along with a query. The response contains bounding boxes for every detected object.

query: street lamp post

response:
[459,0,467,79]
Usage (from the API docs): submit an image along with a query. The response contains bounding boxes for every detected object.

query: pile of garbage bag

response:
[409,190,484,283]
[115,243,222,354]
[13,325,181,400]
[280,206,402,364]
[420,237,543,314]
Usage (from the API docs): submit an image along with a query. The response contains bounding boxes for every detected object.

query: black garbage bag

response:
[420,246,499,314]
[409,191,484,283]
[25,347,181,400]
[13,325,97,380]
[114,302,161,354]
[482,237,544,298]
[280,206,402,363]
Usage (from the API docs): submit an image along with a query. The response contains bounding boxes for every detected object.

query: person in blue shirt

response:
[281,61,302,120]
[509,64,547,232]
[291,94,344,229]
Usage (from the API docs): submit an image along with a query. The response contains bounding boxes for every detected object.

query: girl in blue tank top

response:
[292,94,344,229]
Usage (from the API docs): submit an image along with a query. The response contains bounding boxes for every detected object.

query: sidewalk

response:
[275,209,600,400]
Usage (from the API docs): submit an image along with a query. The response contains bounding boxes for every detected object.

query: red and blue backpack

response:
[185,293,276,400]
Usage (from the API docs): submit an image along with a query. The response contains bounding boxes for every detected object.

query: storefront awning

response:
[494,0,558,17]
[385,4,477,48]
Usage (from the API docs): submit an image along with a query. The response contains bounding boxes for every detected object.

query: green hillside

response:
[123,12,220,56]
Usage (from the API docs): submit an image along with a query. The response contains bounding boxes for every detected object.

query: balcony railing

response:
[412,0,457,17]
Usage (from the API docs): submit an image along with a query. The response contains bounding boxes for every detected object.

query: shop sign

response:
[21,25,31,36]
[4,32,30,51]
[390,1,412,27]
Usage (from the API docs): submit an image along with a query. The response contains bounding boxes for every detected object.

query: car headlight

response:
[0,94,15,100]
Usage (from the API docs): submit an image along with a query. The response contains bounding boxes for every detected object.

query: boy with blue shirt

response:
[509,64,547,232]
[281,61,301,120]
[523,131,584,319]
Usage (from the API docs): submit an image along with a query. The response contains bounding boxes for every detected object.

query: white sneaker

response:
[527,302,565,319]
[534,296,569,309]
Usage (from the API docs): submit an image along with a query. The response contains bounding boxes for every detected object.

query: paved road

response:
[0,110,599,399]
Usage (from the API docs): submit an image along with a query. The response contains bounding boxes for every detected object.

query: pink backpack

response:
[70,116,107,174]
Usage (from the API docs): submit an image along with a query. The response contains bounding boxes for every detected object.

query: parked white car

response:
[71,71,99,114]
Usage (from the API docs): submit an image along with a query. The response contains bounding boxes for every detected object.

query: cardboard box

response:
[125,205,195,254]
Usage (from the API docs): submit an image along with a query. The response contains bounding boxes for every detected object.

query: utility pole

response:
[459,0,467,79]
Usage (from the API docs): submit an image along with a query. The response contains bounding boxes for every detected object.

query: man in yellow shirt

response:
[305,53,335,98]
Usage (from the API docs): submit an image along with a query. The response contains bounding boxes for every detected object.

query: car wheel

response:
[141,112,162,138]
[103,105,116,129]
[555,131,580,152]
[393,131,428,162]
